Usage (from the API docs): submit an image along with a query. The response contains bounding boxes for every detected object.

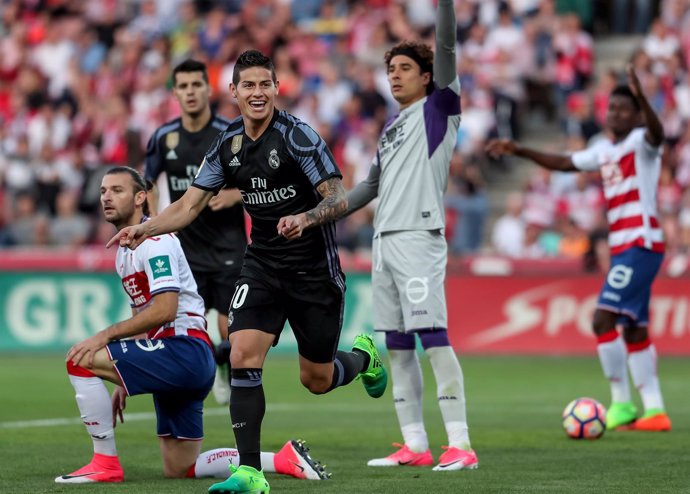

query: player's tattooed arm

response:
[308,177,348,225]
[276,178,347,240]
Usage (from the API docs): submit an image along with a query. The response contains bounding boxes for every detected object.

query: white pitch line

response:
[0,403,386,430]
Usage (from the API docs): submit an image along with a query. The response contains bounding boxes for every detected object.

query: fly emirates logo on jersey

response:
[170,165,199,192]
[240,176,296,205]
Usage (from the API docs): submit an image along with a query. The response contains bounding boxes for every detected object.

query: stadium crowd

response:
[0,0,688,271]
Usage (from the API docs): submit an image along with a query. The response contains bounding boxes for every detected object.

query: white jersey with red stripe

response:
[116,231,207,340]
[571,128,664,255]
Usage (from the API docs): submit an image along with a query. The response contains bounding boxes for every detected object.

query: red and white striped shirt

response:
[116,232,210,345]
[571,128,664,255]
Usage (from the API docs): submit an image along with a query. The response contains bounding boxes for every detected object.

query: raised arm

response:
[627,65,664,147]
[434,0,457,89]
[485,139,577,172]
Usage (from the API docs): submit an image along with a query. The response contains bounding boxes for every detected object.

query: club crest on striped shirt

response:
[268,148,280,169]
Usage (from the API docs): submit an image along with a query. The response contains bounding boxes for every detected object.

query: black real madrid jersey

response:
[145,114,247,272]
[192,109,342,280]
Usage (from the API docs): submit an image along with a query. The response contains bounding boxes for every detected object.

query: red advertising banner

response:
[447,276,690,355]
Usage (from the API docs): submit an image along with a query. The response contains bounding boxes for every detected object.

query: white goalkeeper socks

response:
[426,345,471,450]
[388,349,428,452]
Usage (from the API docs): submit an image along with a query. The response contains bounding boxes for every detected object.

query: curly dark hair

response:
[232,49,277,86]
[384,41,434,95]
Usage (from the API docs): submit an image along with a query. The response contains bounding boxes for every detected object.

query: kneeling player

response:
[55,167,328,484]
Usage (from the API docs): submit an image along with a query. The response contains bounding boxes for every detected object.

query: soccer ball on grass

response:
[562,397,607,439]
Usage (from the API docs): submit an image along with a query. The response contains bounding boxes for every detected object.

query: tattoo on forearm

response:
[306,178,348,226]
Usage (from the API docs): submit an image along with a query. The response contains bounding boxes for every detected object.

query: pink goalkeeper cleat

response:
[55,453,124,483]
[432,446,479,471]
[367,443,434,467]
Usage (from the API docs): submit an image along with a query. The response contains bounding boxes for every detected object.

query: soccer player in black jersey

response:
[145,59,245,404]
[109,50,388,493]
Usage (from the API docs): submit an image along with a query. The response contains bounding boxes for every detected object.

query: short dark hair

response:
[105,166,153,216]
[232,50,276,86]
[385,41,435,95]
[172,59,209,85]
[610,85,641,111]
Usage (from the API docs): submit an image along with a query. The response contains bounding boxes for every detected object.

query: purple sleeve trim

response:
[423,87,460,158]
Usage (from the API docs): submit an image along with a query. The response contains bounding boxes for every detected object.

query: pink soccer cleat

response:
[367,443,434,467]
[273,439,331,480]
[432,446,479,471]
[55,453,124,483]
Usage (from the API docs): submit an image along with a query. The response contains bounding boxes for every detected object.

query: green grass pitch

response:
[1,354,688,493]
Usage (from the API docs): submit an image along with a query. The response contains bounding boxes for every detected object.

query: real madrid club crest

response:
[268,149,280,169]
[231,134,243,154]
[165,131,179,160]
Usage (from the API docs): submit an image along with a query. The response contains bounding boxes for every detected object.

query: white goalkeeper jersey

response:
[571,128,664,255]
[116,227,208,341]
[371,80,462,234]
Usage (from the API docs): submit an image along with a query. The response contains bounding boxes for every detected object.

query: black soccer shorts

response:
[228,270,345,363]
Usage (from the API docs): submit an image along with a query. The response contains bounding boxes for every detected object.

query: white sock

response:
[628,343,665,412]
[426,346,470,450]
[69,375,117,457]
[194,449,275,477]
[260,452,276,473]
[597,334,630,403]
[194,448,239,478]
[389,349,428,452]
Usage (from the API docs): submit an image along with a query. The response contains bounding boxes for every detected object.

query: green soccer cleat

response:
[352,333,388,398]
[208,465,270,494]
[606,401,638,430]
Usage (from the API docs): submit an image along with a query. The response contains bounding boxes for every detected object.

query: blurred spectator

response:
[613,0,653,34]
[0,0,686,268]
[556,216,590,258]
[563,92,601,141]
[446,160,489,256]
[491,191,525,257]
[315,60,352,126]
[552,13,593,113]
[583,216,610,272]
[522,222,548,258]
[5,190,48,246]
[48,189,92,246]
[523,167,557,227]
[484,2,527,139]
[678,188,690,253]
[560,171,605,232]
[643,18,679,75]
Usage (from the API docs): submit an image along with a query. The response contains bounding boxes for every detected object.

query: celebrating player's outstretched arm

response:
[107,185,213,250]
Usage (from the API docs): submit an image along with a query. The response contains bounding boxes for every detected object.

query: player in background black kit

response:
[145,60,245,404]
[110,50,388,494]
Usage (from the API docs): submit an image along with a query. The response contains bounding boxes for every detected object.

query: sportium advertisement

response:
[0,257,689,354]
